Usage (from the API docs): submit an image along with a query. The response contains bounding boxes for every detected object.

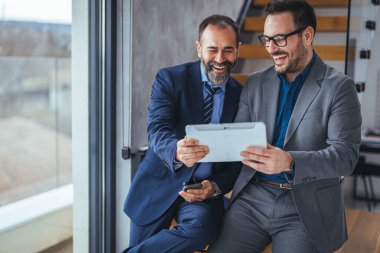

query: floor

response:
[343,175,380,212]
[0,116,72,207]
[39,239,72,253]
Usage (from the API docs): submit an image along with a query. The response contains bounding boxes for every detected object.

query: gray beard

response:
[206,68,230,86]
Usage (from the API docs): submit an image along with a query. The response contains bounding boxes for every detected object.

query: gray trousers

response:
[208,179,318,253]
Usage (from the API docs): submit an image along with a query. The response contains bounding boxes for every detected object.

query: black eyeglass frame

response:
[258,27,306,47]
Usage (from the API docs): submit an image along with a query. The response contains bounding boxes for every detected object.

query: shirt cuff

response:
[173,154,183,170]
[210,181,221,198]
[173,161,183,170]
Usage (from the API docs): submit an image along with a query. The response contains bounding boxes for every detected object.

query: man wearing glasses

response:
[208,1,361,253]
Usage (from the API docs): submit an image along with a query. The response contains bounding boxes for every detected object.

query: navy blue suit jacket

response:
[124,61,242,226]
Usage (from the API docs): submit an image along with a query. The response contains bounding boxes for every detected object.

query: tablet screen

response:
[185,122,267,162]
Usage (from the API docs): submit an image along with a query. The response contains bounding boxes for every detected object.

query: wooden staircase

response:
[232,0,349,84]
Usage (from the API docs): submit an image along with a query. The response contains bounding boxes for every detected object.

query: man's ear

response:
[236,41,242,58]
[195,40,201,58]
[304,26,314,46]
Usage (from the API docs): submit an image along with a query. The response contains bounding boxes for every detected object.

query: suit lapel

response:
[263,70,281,144]
[187,61,204,124]
[220,78,240,123]
[186,62,204,179]
[284,56,325,145]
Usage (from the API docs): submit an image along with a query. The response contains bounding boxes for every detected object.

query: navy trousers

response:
[124,196,225,253]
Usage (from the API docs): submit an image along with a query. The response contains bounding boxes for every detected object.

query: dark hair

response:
[264,0,317,34]
[198,14,240,46]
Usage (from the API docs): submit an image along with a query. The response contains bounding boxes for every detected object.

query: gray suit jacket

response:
[232,55,362,253]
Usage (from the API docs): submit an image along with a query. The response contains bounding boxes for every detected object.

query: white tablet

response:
[185,122,267,162]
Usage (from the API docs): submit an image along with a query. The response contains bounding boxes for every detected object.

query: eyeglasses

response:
[258,27,306,47]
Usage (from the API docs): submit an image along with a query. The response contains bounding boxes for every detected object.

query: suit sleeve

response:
[234,79,252,123]
[146,69,179,171]
[289,77,362,184]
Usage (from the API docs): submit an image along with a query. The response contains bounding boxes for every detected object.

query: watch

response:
[284,159,295,180]
[289,159,295,172]
[210,181,221,198]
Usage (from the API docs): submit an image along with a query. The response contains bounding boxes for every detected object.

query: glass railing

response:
[0,1,73,251]
[0,56,72,207]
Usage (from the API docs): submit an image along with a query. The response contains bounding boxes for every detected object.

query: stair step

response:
[231,73,249,84]
[239,44,346,61]
[244,16,347,32]
[252,0,348,7]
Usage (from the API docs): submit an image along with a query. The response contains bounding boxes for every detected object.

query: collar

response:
[200,62,227,92]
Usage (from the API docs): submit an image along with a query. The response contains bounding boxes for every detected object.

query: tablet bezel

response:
[185,122,267,162]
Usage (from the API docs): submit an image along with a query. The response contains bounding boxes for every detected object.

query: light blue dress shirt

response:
[200,63,227,123]
[193,63,228,180]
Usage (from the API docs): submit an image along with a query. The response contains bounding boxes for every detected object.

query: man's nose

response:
[265,40,280,54]
[266,40,280,53]
[214,51,225,63]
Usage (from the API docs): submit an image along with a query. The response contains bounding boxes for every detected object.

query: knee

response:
[179,226,214,249]
[180,214,222,246]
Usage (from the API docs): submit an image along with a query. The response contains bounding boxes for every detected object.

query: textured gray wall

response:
[131,0,244,151]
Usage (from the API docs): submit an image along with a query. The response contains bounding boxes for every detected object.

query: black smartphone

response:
[183,183,202,192]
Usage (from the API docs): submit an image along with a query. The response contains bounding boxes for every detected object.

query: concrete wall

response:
[130,0,244,152]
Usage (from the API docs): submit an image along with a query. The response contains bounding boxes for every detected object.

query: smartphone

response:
[183,183,202,192]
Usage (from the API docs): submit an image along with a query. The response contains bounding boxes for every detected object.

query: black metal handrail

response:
[344,0,352,76]
[236,0,252,30]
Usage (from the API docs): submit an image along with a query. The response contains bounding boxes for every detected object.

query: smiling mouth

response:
[212,65,227,72]
[207,60,232,74]
[273,54,287,61]
[272,53,288,66]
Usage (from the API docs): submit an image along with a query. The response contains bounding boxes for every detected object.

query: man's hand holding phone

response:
[179,180,215,202]
[182,183,202,192]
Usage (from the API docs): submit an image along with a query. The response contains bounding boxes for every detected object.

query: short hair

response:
[264,0,317,34]
[198,14,240,46]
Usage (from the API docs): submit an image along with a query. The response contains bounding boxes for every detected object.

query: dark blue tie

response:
[193,83,220,181]
[203,83,219,124]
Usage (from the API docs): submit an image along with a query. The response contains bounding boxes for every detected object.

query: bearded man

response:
[122,14,242,253]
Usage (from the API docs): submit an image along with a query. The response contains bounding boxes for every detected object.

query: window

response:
[0,0,73,251]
